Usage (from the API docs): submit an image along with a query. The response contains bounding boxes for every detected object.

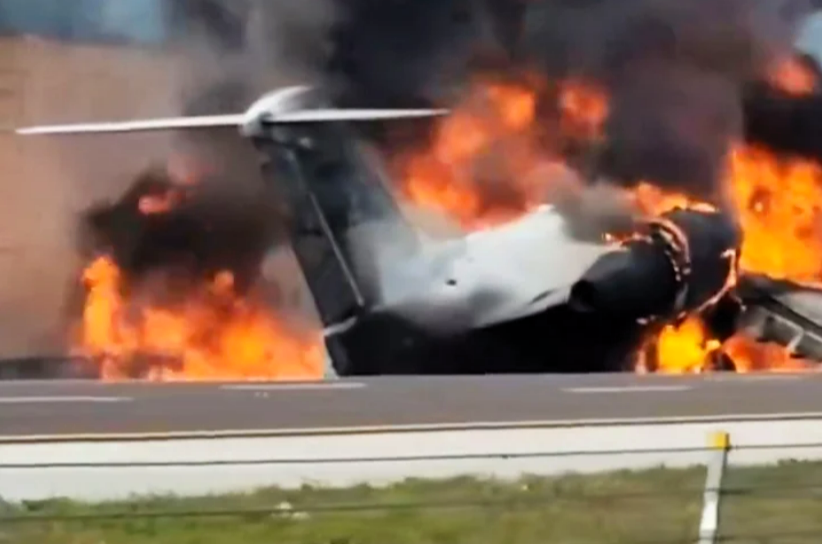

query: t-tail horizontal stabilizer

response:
[14,114,246,135]
[13,108,450,136]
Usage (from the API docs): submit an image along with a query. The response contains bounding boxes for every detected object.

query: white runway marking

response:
[220,382,366,392]
[0,396,132,404]
[563,385,692,394]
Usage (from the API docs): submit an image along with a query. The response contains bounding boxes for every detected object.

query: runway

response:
[2,372,822,438]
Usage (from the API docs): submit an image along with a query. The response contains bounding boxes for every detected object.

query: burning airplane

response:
[12,77,822,378]
[12,0,822,379]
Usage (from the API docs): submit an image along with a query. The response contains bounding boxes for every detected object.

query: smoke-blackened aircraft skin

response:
[14,84,822,376]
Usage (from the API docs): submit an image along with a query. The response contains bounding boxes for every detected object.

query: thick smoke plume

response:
[523,0,812,198]
[175,0,337,114]
[59,1,344,355]
[323,0,520,108]
[78,166,281,297]
[323,0,815,199]
[67,0,822,354]
[79,0,821,280]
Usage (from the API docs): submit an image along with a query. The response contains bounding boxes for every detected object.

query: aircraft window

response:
[0,0,171,46]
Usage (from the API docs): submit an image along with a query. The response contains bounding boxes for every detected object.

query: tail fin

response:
[253,119,422,331]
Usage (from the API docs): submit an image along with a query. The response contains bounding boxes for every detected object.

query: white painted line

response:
[563,385,692,394]
[220,382,366,391]
[0,379,102,387]
[0,396,132,404]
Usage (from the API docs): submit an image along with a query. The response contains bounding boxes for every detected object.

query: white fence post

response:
[698,431,730,544]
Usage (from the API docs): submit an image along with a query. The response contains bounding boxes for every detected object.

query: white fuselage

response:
[370,205,615,332]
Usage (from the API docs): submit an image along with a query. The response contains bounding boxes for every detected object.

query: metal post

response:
[698,431,731,544]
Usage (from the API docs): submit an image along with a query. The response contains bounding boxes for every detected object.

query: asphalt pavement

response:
[1,372,822,438]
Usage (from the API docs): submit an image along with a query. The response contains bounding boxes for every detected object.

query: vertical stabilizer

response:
[251,120,421,330]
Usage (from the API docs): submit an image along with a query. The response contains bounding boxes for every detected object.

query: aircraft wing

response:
[12,108,450,136]
[735,274,822,361]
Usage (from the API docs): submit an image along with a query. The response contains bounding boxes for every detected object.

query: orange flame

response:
[729,146,822,282]
[652,145,822,374]
[402,80,541,228]
[768,57,817,96]
[77,255,324,381]
[138,191,183,215]
[136,167,194,215]
[629,182,717,216]
[654,317,722,374]
[400,77,610,229]
[398,75,822,374]
[723,335,811,373]
[558,80,610,142]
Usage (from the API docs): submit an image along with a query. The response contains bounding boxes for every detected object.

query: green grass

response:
[3,461,822,544]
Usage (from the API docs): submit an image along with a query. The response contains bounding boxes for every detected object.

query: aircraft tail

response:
[252,120,423,333]
[13,85,443,338]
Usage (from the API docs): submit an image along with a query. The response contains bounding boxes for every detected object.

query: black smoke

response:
[743,51,822,158]
[78,164,282,300]
[322,0,820,200]
[324,0,519,108]
[169,0,526,110]
[521,0,812,198]
[76,0,822,304]
[169,0,822,183]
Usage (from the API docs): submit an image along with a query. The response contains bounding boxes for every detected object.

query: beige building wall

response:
[0,37,180,357]
[0,37,325,363]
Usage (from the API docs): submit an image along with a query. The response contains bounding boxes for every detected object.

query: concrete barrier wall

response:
[2,416,822,501]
